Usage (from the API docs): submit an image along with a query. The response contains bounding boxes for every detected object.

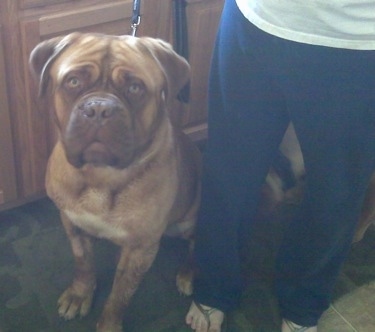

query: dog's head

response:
[29,32,190,169]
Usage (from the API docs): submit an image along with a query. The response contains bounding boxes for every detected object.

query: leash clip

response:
[131,0,141,37]
[131,16,141,37]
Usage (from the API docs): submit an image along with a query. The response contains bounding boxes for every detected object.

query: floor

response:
[0,197,375,332]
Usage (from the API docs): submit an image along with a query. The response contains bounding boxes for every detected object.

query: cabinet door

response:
[20,0,74,10]
[183,0,224,138]
[16,0,141,198]
[0,26,17,207]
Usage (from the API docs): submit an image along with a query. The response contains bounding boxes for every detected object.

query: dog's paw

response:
[176,268,193,296]
[96,317,123,332]
[57,283,96,320]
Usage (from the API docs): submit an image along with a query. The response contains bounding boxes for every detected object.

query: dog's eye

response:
[125,81,145,103]
[66,77,81,89]
[120,73,146,104]
[64,71,90,90]
[128,83,142,95]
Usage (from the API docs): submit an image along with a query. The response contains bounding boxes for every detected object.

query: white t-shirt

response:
[235,0,375,49]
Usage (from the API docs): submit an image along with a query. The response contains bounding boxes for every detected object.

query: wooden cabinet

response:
[183,0,223,138]
[0,25,17,207]
[0,0,223,210]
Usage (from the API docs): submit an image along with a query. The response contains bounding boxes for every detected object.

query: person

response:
[185,0,375,331]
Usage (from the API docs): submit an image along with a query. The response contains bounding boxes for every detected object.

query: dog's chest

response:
[63,188,129,241]
[47,146,179,242]
[65,209,127,241]
[60,176,174,243]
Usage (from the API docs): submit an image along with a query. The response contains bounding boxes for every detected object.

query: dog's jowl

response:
[29,32,201,332]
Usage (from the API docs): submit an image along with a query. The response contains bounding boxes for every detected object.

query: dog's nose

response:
[80,99,117,120]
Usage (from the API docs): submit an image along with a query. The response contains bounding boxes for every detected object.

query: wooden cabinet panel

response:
[20,0,74,10]
[37,1,135,36]
[0,26,17,207]
[184,0,223,128]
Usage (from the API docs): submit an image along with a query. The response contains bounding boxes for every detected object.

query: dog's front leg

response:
[57,211,97,320]
[96,241,160,332]
[176,238,195,296]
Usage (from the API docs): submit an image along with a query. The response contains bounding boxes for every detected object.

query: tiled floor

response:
[0,197,375,332]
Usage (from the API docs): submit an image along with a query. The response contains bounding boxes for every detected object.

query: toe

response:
[185,301,224,332]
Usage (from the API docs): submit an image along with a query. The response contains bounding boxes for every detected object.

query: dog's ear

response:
[29,33,80,97]
[139,37,190,100]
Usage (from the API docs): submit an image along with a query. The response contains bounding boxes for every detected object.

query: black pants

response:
[193,0,375,326]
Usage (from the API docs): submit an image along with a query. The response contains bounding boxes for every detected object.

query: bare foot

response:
[185,301,224,332]
[282,319,318,332]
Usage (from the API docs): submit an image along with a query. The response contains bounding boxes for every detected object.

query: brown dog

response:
[29,32,201,332]
[262,124,375,243]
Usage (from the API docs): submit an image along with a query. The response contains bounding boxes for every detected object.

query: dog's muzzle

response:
[63,93,135,168]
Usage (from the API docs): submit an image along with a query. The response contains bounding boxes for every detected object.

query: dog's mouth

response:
[64,133,140,169]
[81,141,117,167]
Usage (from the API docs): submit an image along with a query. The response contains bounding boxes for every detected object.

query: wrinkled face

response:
[45,35,178,169]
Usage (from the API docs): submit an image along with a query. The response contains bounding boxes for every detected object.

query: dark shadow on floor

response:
[0,198,374,331]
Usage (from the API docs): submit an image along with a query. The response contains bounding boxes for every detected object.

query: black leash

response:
[173,0,190,103]
[173,0,189,60]
[131,0,141,36]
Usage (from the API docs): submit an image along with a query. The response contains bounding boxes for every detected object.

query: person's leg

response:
[275,42,375,327]
[186,1,289,331]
